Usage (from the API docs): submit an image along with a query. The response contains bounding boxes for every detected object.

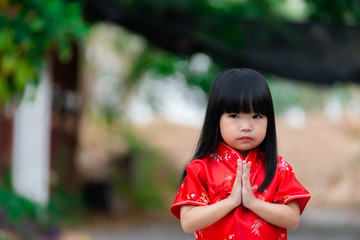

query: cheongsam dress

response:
[171,142,311,240]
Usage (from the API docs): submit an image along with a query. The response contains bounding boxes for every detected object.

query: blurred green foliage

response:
[109,0,360,109]
[86,23,224,122]
[115,0,278,52]
[87,20,360,124]
[115,0,360,54]
[0,0,88,105]
[0,172,54,239]
[124,45,223,98]
[305,0,360,24]
[0,187,44,239]
[0,171,85,239]
[2,0,360,105]
[116,0,360,23]
[116,0,279,20]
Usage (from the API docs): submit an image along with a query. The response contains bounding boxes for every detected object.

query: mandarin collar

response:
[215,142,262,167]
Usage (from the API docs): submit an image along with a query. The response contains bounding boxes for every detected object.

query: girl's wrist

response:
[245,198,261,212]
[223,197,239,210]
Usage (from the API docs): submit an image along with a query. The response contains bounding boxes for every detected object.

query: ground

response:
[59,209,360,240]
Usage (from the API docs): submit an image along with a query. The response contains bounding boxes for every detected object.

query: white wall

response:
[12,65,52,206]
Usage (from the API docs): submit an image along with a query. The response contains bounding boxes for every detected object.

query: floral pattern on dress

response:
[209,153,223,162]
[224,174,233,181]
[277,158,290,172]
[186,192,210,205]
[224,234,235,240]
[256,188,268,200]
[251,219,263,236]
[257,194,265,201]
[279,195,292,204]
[279,232,287,239]
[223,150,232,161]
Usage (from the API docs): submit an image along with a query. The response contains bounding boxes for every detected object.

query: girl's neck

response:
[237,150,249,159]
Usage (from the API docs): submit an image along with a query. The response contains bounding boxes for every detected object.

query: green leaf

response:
[0,28,15,51]
[1,54,18,76]
[14,60,35,91]
[0,76,10,103]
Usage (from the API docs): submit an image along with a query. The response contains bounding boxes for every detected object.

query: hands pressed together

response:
[228,160,257,209]
[180,159,301,233]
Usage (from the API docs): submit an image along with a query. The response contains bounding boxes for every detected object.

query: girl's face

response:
[219,111,267,157]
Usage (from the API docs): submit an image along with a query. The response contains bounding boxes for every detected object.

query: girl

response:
[171,68,311,240]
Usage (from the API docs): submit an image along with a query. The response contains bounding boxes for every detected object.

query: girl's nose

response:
[240,120,252,131]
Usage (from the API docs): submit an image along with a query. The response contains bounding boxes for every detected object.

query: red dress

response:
[171,142,311,240]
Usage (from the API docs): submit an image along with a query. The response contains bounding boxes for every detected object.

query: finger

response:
[245,162,252,190]
[241,162,251,186]
[235,160,242,183]
[246,162,251,175]
[241,161,246,174]
[241,161,247,182]
[237,160,242,171]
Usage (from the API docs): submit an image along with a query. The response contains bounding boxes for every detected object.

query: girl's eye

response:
[253,114,262,119]
[229,114,239,119]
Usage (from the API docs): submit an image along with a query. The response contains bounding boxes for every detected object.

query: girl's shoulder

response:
[276,155,294,173]
[186,157,208,167]
[185,155,211,172]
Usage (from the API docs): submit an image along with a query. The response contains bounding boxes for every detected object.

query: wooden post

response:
[0,106,13,179]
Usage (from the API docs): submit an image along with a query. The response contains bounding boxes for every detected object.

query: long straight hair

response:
[182,68,278,192]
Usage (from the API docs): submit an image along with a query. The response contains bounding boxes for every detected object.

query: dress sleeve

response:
[170,161,210,220]
[273,157,311,215]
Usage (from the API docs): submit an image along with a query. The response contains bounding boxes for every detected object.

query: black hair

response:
[182,68,278,192]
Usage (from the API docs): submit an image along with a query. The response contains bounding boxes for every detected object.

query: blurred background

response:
[1,0,360,239]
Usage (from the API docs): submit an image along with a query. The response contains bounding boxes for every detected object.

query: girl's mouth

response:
[240,136,251,139]
[239,136,252,141]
